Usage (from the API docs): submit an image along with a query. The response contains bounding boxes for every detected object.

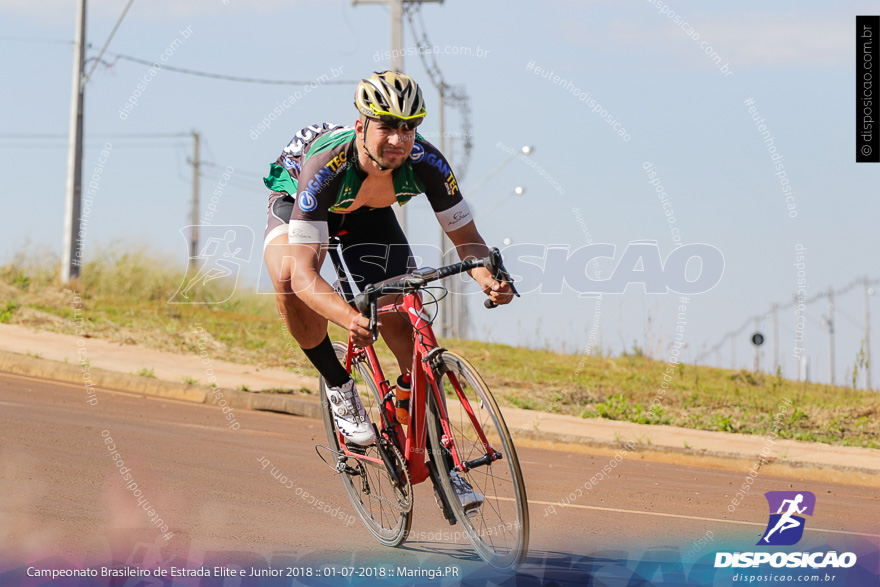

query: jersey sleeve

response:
[286,145,344,244]
[410,140,473,233]
[263,123,348,244]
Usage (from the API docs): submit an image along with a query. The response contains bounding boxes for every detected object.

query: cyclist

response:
[262,71,513,507]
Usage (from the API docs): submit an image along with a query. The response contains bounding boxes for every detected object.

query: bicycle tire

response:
[426,351,529,571]
[320,341,413,547]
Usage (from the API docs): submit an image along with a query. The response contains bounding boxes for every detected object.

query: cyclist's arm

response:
[287,241,373,345]
[275,134,373,342]
[445,219,489,267]
[414,139,513,304]
[446,221,514,305]
[288,242,357,326]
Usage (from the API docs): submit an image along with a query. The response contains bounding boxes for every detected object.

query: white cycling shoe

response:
[449,471,484,514]
[326,379,376,446]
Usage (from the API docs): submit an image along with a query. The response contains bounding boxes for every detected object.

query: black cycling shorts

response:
[264,191,415,292]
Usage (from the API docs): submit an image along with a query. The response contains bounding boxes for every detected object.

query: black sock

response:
[301,335,350,387]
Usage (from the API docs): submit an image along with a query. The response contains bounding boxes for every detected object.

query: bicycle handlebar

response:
[354,247,520,340]
[483,247,517,309]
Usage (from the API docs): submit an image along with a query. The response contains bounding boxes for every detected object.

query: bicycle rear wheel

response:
[320,342,413,547]
[426,351,529,571]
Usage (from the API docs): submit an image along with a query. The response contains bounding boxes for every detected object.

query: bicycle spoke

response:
[426,351,529,572]
[320,342,412,547]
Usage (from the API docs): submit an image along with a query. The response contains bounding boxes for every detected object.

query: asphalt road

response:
[1,371,877,584]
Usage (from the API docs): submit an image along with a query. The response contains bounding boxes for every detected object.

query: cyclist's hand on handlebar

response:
[348,313,376,347]
[474,268,514,306]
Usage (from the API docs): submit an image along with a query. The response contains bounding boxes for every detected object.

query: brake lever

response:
[369,296,378,342]
[354,285,380,342]
[484,248,520,309]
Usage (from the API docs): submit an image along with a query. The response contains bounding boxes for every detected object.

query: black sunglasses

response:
[375,115,424,131]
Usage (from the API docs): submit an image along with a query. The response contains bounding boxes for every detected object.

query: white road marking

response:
[494,497,880,539]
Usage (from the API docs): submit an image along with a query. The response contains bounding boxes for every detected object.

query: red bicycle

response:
[317,243,529,571]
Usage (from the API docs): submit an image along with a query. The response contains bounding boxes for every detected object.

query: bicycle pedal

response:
[465,507,481,519]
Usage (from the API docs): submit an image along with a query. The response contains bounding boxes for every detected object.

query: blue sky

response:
[1,0,878,387]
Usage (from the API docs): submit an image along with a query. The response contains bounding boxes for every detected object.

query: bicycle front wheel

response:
[320,341,413,547]
[426,351,529,572]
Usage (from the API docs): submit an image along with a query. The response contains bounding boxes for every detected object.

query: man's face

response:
[358,118,416,169]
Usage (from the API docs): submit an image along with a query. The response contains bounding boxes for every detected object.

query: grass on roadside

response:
[2,245,878,448]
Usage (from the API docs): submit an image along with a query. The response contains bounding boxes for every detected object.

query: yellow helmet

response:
[355,71,426,128]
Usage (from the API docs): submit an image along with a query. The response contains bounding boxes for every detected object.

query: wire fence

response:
[696,276,879,391]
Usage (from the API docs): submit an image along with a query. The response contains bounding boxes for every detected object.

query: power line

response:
[0,134,69,138]
[105,52,359,86]
[404,2,473,181]
[697,275,880,365]
[6,33,361,86]
[0,132,189,139]
[196,171,264,195]
[0,143,188,149]
[201,137,216,166]
[0,35,73,45]
[804,313,825,329]
[95,132,191,138]
[778,322,796,337]
[202,161,265,179]
[837,307,864,329]
[82,0,136,86]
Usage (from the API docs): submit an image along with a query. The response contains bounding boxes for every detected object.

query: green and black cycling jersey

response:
[263,123,472,244]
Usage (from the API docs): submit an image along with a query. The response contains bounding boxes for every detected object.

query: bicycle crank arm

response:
[456,451,503,473]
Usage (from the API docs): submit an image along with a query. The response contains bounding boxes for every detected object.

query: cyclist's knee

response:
[264,237,297,283]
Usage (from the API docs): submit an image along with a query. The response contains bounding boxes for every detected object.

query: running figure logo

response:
[169,225,254,304]
[758,491,816,546]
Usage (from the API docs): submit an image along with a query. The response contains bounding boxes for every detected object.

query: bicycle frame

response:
[326,242,497,485]
[336,291,499,485]
[322,239,528,569]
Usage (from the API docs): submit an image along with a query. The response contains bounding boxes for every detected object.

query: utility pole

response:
[438,82,454,338]
[436,83,467,339]
[438,82,445,153]
[189,131,200,270]
[794,294,803,381]
[828,287,835,386]
[772,303,779,374]
[865,276,873,391]
[390,0,404,72]
[389,0,408,234]
[354,0,443,234]
[754,317,760,373]
[437,84,475,340]
[62,0,86,282]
